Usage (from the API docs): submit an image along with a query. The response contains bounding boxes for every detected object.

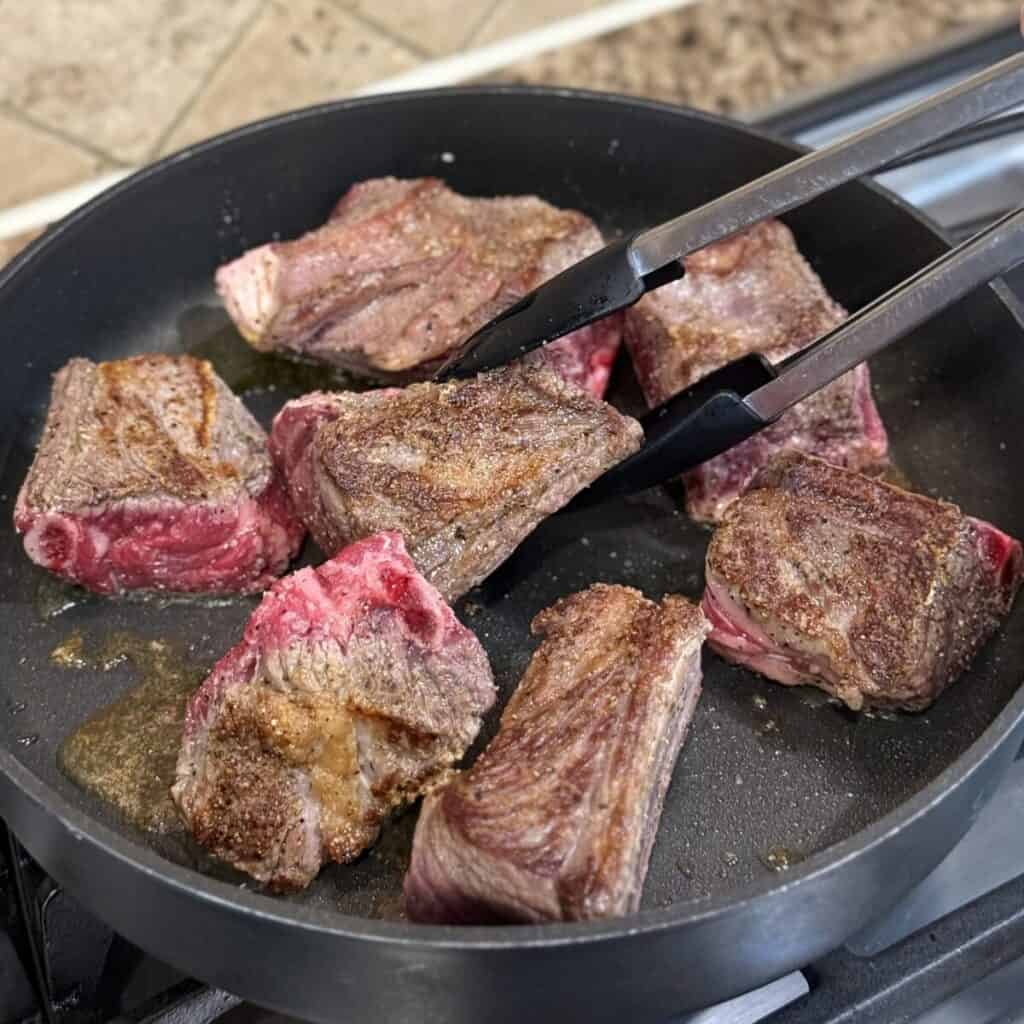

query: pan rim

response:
[2,83,1024,951]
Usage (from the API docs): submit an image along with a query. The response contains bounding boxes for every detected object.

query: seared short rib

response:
[624,220,889,522]
[216,177,622,397]
[269,363,643,601]
[703,452,1023,711]
[14,355,303,595]
[172,532,495,890]
[403,584,709,923]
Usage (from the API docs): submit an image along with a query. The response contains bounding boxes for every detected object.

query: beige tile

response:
[0,113,102,208]
[161,0,419,155]
[0,227,46,270]
[474,0,612,45]
[0,0,263,164]
[352,0,496,56]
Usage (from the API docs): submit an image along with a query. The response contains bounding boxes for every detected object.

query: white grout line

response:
[0,0,698,244]
[354,0,700,95]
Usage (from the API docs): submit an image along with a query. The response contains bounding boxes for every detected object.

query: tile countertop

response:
[2,0,1022,273]
[484,0,1023,118]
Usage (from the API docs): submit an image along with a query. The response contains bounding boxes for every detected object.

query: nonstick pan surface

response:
[1,88,1024,1023]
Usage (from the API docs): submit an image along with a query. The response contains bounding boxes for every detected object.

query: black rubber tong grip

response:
[571,354,777,507]
[437,235,654,379]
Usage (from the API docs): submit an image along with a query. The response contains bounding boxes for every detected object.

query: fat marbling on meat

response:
[703,452,1023,711]
[404,584,709,923]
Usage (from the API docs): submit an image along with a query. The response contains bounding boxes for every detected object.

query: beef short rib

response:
[624,219,889,522]
[14,355,303,595]
[269,363,643,601]
[403,584,709,923]
[216,176,622,397]
[703,452,1023,711]
[172,531,495,890]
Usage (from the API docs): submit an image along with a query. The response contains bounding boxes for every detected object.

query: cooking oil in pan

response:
[50,629,88,668]
[34,573,238,624]
[35,576,89,621]
[881,462,914,491]
[761,846,805,872]
[370,808,418,874]
[179,311,367,397]
[56,632,204,834]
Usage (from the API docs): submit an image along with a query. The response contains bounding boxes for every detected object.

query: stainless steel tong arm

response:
[630,51,1024,276]
[441,51,1024,381]
[745,205,1024,422]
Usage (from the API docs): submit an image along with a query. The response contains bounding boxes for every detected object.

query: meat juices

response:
[403,584,709,924]
[14,355,303,595]
[269,363,644,602]
[624,220,889,522]
[172,532,495,891]
[215,176,623,398]
[703,453,1023,711]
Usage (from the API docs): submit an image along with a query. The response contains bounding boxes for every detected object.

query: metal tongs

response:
[437,52,1024,505]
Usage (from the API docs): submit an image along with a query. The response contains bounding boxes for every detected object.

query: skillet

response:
[1,86,1024,1023]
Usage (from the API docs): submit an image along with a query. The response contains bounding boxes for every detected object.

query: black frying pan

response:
[1,87,1023,1024]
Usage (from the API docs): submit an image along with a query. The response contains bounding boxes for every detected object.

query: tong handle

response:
[746,204,1024,421]
[571,355,777,507]
[632,51,1024,274]
[436,237,647,380]
[440,51,1024,381]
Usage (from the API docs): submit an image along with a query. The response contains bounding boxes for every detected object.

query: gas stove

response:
[5,19,1024,1024]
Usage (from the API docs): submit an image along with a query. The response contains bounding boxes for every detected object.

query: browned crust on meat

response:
[185,686,326,889]
[174,542,497,891]
[307,363,643,599]
[22,355,271,511]
[412,585,707,921]
[624,220,846,406]
[706,452,1011,709]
